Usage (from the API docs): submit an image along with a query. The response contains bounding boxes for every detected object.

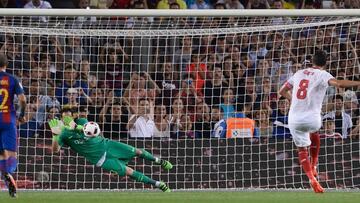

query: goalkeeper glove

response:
[49,118,64,135]
[63,116,77,129]
[63,116,83,131]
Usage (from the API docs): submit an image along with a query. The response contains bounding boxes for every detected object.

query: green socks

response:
[139,149,158,163]
[130,170,157,186]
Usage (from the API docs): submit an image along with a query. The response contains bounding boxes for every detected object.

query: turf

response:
[0,191,359,203]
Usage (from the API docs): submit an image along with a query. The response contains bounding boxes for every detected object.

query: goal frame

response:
[0,8,359,191]
[1,8,360,17]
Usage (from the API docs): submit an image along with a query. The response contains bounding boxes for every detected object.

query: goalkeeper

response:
[49,114,172,192]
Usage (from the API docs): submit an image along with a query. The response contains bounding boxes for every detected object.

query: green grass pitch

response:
[0,191,359,203]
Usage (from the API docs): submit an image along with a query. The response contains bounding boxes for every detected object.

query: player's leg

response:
[125,166,170,192]
[290,125,324,193]
[0,133,5,173]
[101,158,170,192]
[310,132,320,177]
[0,125,18,197]
[107,140,173,170]
[135,148,173,170]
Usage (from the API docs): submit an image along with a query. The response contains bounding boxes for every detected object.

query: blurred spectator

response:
[210,106,223,127]
[55,64,89,104]
[237,77,257,113]
[214,1,225,8]
[350,118,360,139]
[154,62,179,107]
[64,36,87,68]
[0,0,17,7]
[73,0,97,28]
[254,109,272,137]
[246,0,270,9]
[87,88,106,122]
[219,88,236,119]
[153,105,171,137]
[126,1,154,28]
[173,36,193,73]
[269,0,292,25]
[0,36,30,74]
[320,118,343,139]
[343,90,359,125]
[24,0,52,22]
[176,74,203,117]
[169,2,180,8]
[79,59,90,83]
[65,88,80,107]
[109,0,132,8]
[169,98,185,128]
[222,56,235,87]
[78,106,89,119]
[19,102,41,137]
[35,85,61,126]
[101,101,128,139]
[123,72,161,113]
[187,53,207,94]
[157,0,187,9]
[271,96,291,138]
[127,98,155,138]
[24,0,52,8]
[204,66,229,107]
[189,0,210,9]
[89,0,114,8]
[101,47,126,92]
[225,0,244,9]
[194,102,211,138]
[171,114,194,138]
[323,95,353,138]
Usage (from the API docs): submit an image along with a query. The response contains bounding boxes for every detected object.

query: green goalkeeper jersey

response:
[58,118,109,165]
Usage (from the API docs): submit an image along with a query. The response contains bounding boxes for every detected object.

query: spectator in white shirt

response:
[24,0,52,22]
[127,98,155,138]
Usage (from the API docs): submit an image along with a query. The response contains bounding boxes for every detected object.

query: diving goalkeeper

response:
[49,115,172,192]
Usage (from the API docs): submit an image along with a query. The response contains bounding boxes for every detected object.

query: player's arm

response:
[17,94,27,123]
[52,136,61,153]
[278,82,292,102]
[49,119,64,153]
[63,116,84,132]
[15,77,27,123]
[328,78,360,88]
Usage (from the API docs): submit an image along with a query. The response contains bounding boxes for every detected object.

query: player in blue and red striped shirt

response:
[0,54,26,198]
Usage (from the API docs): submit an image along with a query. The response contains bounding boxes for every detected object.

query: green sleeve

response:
[58,128,70,147]
[76,118,88,126]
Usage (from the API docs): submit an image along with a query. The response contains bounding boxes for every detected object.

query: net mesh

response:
[0,15,359,190]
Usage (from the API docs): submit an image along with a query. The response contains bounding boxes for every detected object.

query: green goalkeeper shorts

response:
[101,158,127,177]
[101,141,137,176]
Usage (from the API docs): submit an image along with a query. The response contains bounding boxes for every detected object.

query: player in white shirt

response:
[279,50,360,193]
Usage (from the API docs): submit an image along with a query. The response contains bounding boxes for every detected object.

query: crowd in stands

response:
[2,0,360,9]
[0,0,359,140]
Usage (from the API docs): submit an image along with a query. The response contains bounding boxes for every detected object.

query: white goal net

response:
[0,10,359,190]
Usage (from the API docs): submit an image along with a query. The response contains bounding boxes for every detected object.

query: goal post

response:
[0,9,359,190]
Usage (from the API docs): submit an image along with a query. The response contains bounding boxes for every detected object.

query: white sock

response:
[155,181,161,187]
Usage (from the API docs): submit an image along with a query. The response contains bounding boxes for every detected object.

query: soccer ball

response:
[83,122,100,137]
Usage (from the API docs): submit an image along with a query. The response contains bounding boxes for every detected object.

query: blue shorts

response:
[0,124,18,152]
